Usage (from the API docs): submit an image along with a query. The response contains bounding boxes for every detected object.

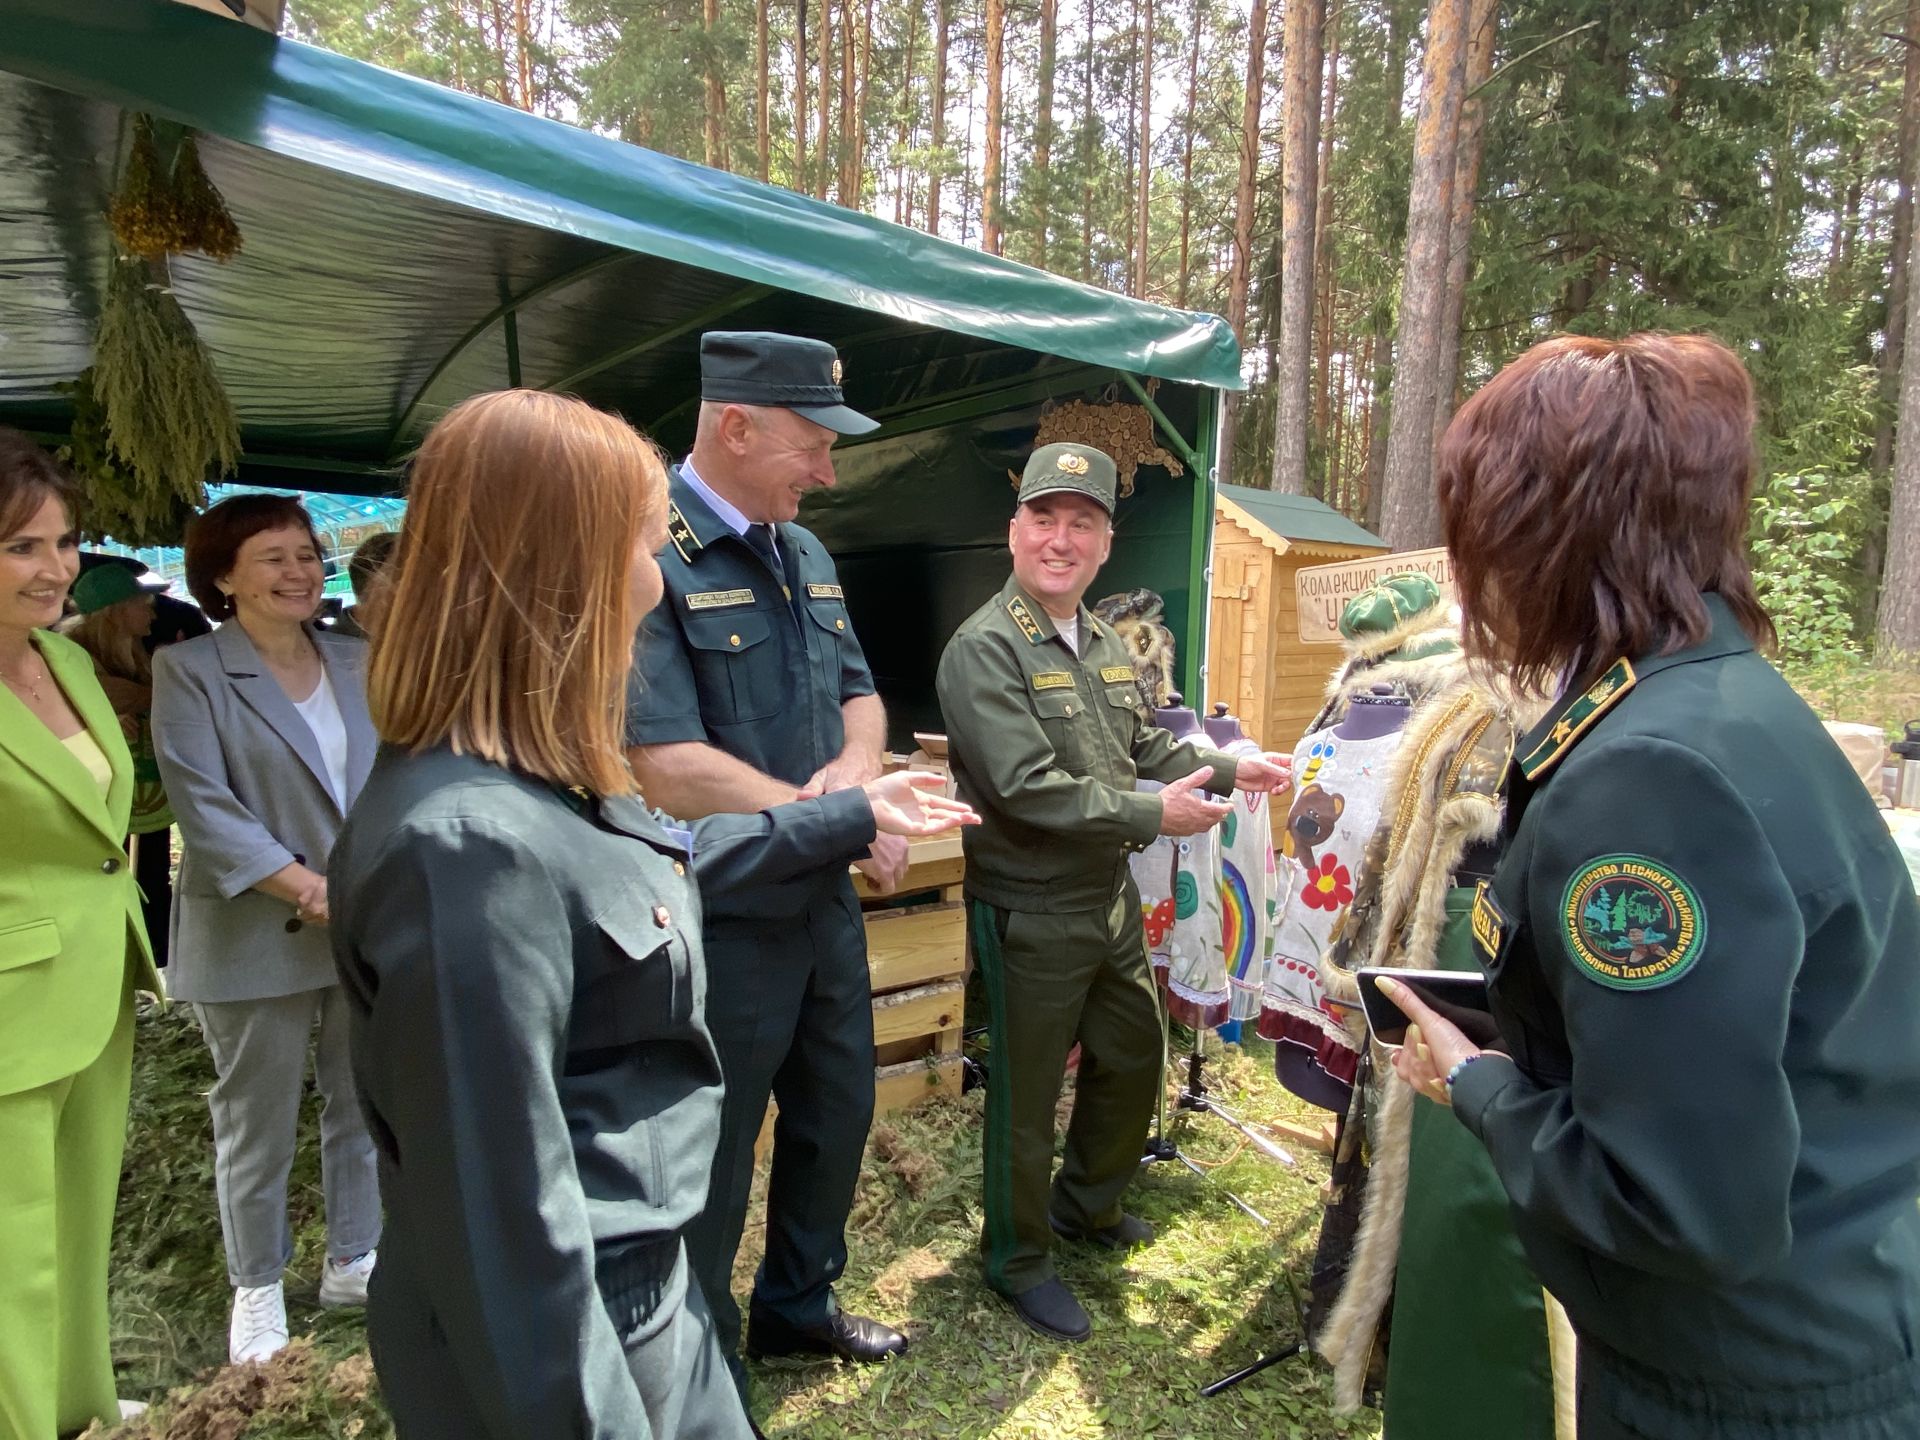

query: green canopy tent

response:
[0,0,1243,737]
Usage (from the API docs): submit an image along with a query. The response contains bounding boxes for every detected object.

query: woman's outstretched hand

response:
[862,770,980,837]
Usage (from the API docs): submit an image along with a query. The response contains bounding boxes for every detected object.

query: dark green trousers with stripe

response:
[969,887,1163,1296]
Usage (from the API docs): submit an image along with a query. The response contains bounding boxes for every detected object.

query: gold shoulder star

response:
[1550,719,1574,745]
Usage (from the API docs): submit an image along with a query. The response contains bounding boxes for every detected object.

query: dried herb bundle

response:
[90,259,237,528]
[107,116,188,260]
[170,134,243,261]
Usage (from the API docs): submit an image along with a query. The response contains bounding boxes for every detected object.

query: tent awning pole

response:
[1118,371,1203,474]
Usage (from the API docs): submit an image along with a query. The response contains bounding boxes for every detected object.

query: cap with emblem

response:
[1016,442,1119,515]
[699,331,878,436]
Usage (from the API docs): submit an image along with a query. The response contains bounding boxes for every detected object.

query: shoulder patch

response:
[1520,658,1637,781]
[806,583,844,600]
[1006,596,1044,644]
[1470,881,1508,960]
[1030,671,1074,691]
[1100,665,1137,685]
[685,588,755,610]
[666,503,700,563]
[1560,855,1706,990]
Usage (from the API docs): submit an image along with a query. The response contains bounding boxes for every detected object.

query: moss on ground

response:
[100,1004,1379,1439]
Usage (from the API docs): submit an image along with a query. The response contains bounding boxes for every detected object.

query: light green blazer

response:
[0,628,161,1097]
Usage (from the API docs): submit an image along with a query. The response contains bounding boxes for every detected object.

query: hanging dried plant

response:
[107,116,188,260]
[171,134,243,261]
[57,370,201,545]
[91,258,238,522]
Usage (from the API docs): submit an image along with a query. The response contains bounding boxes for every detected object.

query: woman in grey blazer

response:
[151,494,381,1368]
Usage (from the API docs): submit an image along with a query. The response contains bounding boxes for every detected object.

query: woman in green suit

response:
[0,430,162,1440]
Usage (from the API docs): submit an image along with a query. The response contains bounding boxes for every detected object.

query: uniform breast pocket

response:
[570,895,694,1058]
[804,600,851,652]
[683,611,780,725]
[1101,685,1140,747]
[1032,688,1088,774]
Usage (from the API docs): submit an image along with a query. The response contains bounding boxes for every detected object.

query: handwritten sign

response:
[1295,547,1454,644]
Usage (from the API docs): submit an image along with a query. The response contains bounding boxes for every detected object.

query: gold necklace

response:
[0,652,47,704]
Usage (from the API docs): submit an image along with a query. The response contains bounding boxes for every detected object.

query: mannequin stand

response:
[1142,1033,1295,1227]
[1200,1271,1314,1396]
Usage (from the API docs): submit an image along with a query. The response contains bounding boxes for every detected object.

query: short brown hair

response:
[184,493,322,622]
[369,390,667,796]
[1436,332,1774,693]
[347,530,398,597]
[0,427,77,540]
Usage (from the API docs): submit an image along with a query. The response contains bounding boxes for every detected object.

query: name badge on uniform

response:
[806,583,844,600]
[1100,665,1136,685]
[1030,671,1074,691]
[686,589,755,611]
[1471,882,1507,960]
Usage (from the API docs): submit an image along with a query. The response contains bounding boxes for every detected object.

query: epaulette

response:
[1518,658,1636,781]
[1006,596,1044,644]
[666,502,701,564]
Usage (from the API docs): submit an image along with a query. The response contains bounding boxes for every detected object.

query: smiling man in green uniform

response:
[625,333,909,1404]
[935,443,1292,1342]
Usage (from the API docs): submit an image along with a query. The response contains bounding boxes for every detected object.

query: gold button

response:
[653,905,671,927]
[835,619,845,631]
[672,861,686,876]
[1064,703,1075,716]
[729,634,741,646]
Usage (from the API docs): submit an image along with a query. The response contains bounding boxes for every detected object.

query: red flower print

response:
[1302,854,1354,912]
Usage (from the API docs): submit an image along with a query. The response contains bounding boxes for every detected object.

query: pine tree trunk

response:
[1312,1,1342,491]
[895,1,921,224]
[1360,0,1408,531]
[795,0,809,187]
[1428,0,1497,451]
[815,0,833,199]
[1036,0,1058,267]
[1883,202,1920,656]
[838,0,858,202]
[1270,0,1326,494]
[1376,0,1471,549]
[1874,0,1920,479]
[1134,0,1154,298]
[983,0,1006,252]
[704,0,730,170]
[1215,0,1271,485]
[757,0,771,180]
[1167,0,1198,311]
[1083,0,1097,280]
[929,0,949,233]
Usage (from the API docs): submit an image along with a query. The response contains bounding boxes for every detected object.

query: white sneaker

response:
[318,1248,377,1309]
[229,1281,289,1365]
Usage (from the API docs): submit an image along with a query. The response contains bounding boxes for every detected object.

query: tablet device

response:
[1355,967,1499,1049]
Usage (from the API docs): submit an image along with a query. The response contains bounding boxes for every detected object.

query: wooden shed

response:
[1207,485,1387,769]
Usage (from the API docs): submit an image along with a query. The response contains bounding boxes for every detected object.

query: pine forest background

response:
[284,0,1920,672]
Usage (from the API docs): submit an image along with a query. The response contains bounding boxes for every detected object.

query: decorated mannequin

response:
[1130,693,1230,1028]
[1259,684,1412,1109]
[1202,704,1281,1028]
[1289,575,1573,1440]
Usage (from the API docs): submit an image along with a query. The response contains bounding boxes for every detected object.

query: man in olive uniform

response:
[625,333,909,1396]
[935,443,1292,1341]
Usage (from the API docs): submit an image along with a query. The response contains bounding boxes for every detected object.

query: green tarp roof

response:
[0,0,1241,489]
[1218,483,1385,549]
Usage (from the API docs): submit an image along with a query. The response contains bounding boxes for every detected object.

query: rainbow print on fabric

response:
[1221,860,1257,984]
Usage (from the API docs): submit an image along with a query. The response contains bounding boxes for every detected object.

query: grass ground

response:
[95,1003,1378,1440]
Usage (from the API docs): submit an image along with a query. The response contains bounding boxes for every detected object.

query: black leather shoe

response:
[745,1305,909,1363]
[1049,1211,1156,1251]
[999,1277,1092,1342]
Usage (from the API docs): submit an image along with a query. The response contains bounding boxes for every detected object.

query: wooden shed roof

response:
[1216,484,1386,558]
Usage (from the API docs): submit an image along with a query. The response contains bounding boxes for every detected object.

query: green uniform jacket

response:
[936,576,1235,912]
[1451,595,1920,1425]
[329,745,877,1440]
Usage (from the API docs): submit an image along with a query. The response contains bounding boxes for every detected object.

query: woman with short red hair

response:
[1384,333,1920,1439]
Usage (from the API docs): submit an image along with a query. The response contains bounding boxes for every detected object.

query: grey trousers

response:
[194,985,382,1288]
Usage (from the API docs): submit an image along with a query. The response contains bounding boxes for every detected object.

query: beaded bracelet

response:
[1443,1055,1484,1094]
